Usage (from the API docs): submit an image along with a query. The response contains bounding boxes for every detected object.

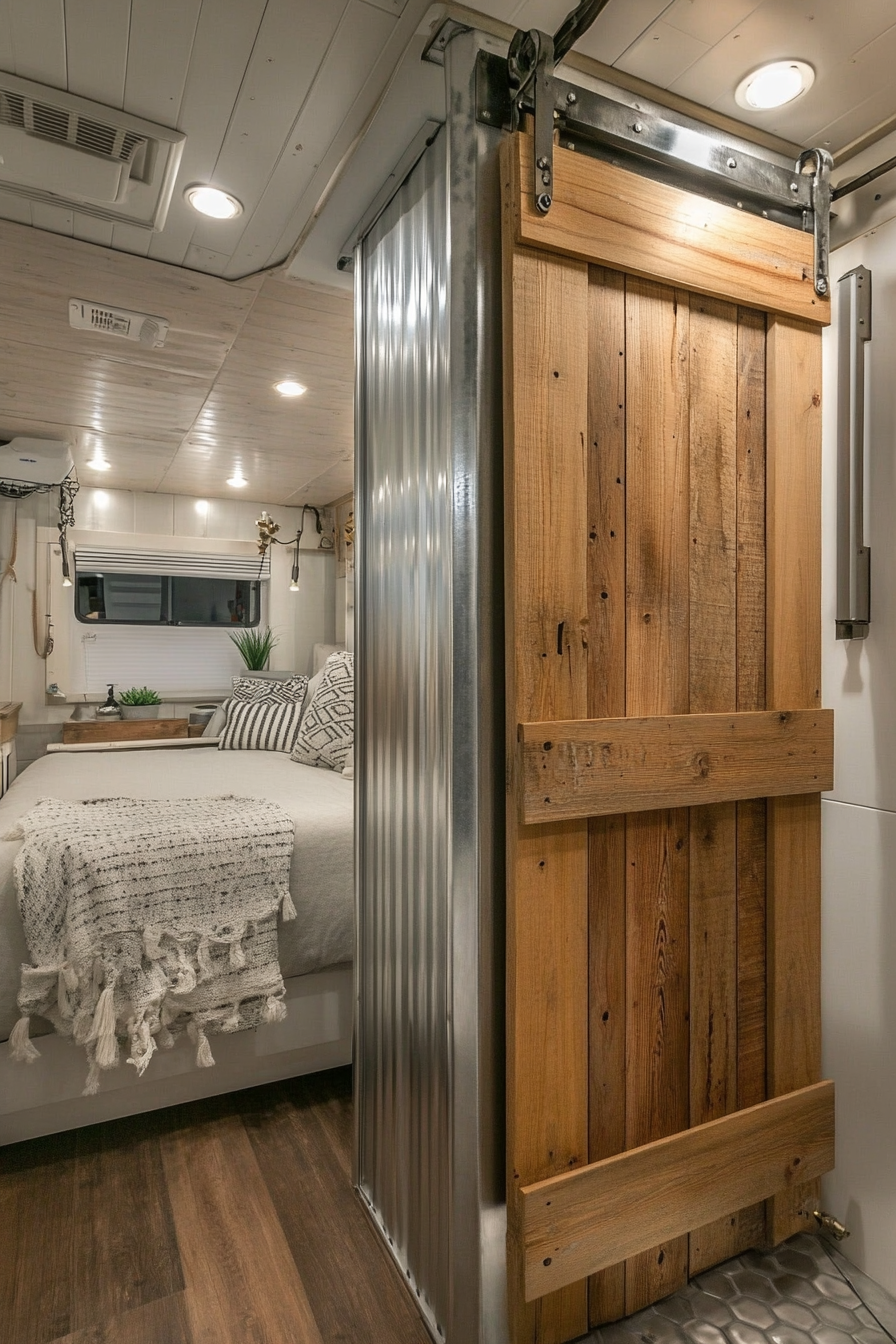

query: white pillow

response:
[291,652,354,771]
[342,746,354,779]
[300,667,325,719]
[202,704,227,737]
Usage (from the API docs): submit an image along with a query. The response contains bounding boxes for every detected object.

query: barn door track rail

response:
[471,7,833,296]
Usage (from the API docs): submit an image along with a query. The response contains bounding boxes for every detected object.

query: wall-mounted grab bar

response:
[836,265,872,639]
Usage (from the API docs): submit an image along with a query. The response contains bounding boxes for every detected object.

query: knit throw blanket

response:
[7,795,296,1095]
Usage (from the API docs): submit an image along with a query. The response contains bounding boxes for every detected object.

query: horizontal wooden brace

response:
[507,135,830,326]
[518,709,833,823]
[519,1080,834,1301]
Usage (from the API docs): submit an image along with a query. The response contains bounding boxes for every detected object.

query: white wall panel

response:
[133,491,174,534]
[821,211,896,1296]
[28,202,73,235]
[72,214,114,246]
[110,222,152,257]
[823,220,896,811]
[78,487,136,533]
[822,798,896,1296]
[0,189,31,225]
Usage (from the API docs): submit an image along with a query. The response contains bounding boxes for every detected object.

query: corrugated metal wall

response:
[355,29,507,1344]
[355,128,453,1333]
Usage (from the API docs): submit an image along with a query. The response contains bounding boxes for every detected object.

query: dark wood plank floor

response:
[0,1068,432,1344]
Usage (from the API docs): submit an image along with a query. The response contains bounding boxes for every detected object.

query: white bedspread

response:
[0,749,354,1042]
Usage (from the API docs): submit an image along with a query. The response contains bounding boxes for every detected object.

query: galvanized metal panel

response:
[356,126,454,1338]
[355,29,507,1344]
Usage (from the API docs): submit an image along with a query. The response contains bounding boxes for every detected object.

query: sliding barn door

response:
[502,132,835,1344]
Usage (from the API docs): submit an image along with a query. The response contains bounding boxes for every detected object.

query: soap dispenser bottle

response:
[96,684,121,719]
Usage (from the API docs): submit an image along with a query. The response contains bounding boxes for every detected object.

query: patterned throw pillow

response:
[290,652,354,770]
[218,697,306,752]
[231,674,308,704]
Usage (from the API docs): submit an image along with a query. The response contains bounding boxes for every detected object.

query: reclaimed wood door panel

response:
[502,131,830,1344]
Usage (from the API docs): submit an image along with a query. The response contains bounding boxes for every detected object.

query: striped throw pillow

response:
[218,697,306,752]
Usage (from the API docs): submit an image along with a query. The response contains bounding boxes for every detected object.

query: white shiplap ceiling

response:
[1,0,896,508]
[0,0,434,278]
[3,1,895,282]
[0,215,354,504]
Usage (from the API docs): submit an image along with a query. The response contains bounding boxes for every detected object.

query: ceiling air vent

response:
[0,73,185,231]
[69,299,170,349]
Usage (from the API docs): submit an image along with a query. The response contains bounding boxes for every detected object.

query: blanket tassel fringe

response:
[86,984,119,1069]
[263,994,287,1024]
[188,1021,215,1068]
[9,1015,40,1063]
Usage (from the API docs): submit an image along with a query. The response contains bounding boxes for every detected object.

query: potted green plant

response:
[118,687,162,720]
[229,627,279,674]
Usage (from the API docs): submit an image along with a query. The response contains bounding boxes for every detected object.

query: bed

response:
[0,744,354,1144]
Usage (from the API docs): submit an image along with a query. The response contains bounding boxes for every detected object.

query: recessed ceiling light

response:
[274,380,307,398]
[227,469,247,488]
[195,500,209,516]
[184,185,243,219]
[87,456,111,471]
[735,60,814,111]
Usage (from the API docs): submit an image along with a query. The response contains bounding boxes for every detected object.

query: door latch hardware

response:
[836,265,871,640]
[813,1209,850,1240]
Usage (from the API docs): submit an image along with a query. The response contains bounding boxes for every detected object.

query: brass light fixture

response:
[255,507,334,591]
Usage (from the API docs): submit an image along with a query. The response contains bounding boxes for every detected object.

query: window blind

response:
[78,626,246,696]
[74,545,271,581]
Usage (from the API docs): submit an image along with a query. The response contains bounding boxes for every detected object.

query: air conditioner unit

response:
[0,74,185,232]
[0,436,73,489]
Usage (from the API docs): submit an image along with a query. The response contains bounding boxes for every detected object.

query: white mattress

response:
[0,748,354,1041]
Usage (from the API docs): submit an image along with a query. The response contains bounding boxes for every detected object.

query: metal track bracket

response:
[474,46,832,293]
[507,28,556,213]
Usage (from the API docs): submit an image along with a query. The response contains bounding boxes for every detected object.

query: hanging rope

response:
[0,501,18,593]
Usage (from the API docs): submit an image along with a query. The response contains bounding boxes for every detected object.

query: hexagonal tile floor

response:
[584,1235,895,1344]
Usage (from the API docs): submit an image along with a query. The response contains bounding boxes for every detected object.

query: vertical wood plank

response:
[503,151,590,1344]
[688,298,738,1125]
[586,264,627,1327]
[766,315,823,1244]
[736,308,769,1113]
[624,279,691,1313]
[686,299,740,1274]
[689,306,772,1273]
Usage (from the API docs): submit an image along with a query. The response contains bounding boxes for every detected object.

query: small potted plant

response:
[229,627,280,676]
[118,687,162,720]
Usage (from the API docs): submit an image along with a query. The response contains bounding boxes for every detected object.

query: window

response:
[75,571,261,626]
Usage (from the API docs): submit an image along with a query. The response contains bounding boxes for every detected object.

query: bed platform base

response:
[0,965,353,1146]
